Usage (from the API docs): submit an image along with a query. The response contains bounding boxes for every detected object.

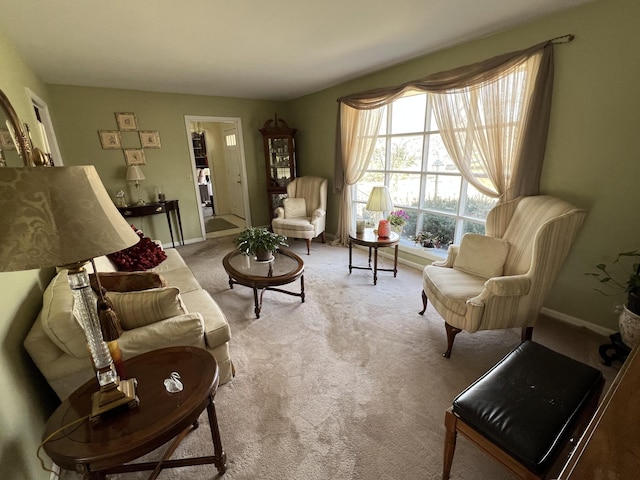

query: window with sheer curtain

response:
[334,38,563,249]
[353,90,497,251]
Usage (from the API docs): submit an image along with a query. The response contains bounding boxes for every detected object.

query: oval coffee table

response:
[43,346,226,479]
[222,248,305,318]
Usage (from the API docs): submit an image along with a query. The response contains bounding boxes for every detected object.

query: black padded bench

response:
[443,341,604,480]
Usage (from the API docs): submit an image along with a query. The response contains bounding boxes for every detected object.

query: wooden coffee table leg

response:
[207,395,227,474]
[253,286,261,318]
[300,274,305,303]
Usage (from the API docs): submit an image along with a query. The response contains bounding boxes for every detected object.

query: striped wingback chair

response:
[272,176,328,254]
[419,195,587,358]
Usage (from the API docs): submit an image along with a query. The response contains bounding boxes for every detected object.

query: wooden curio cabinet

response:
[259,114,297,221]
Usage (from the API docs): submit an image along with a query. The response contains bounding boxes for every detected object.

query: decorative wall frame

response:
[0,129,16,150]
[124,148,146,166]
[139,130,161,149]
[115,112,138,131]
[98,130,122,149]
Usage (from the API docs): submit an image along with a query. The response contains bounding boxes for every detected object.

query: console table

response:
[118,200,184,248]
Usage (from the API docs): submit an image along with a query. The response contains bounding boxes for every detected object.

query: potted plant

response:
[387,209,409,234]
[234,227,288,262]
[586,249,640,346]
[412,231,436,248]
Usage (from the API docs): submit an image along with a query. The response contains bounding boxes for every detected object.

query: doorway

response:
[184,116,251,239]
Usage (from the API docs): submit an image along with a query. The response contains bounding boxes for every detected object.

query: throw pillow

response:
[107,225,167,271]
[453,233,510,278]
[108,286,188,330]
[284,198,307,218]
[89,271,168,293]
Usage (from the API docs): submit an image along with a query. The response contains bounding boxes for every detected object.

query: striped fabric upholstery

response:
[423,195,586,335]
[272,176,328,244]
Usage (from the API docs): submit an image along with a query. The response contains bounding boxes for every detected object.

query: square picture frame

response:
[139,130,161,149]
[0,129,16,150]
[124,148,146,166]
[98,130,122,149]
[115,112,138,131]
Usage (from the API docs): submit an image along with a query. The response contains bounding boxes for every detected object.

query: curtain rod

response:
[550,34,574,44]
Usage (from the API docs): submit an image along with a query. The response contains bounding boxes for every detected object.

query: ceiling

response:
[1,0,593,101]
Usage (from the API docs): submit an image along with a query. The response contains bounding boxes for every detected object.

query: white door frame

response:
[184,115,251,239]
[26,88,63,165]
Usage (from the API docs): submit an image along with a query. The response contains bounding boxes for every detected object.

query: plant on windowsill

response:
[585,250,640,347]
[234,227,288,262]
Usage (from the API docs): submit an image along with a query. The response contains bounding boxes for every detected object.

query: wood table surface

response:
[557,342,640,479]
[43,346,226,479]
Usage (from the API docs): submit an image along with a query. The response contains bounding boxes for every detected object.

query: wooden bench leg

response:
[443,409,458,480]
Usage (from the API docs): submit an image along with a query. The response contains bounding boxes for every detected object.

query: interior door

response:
[223,126,244,218]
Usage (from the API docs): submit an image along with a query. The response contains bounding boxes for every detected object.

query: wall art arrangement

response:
[98,112,161,164]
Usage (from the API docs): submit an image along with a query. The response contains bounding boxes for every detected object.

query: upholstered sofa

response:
[24,248,233,400]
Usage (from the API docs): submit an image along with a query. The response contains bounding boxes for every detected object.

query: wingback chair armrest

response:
[466,275,531,307]
[274,206,285,218]
[484,274,531,297]
[432,244,459,267]
[311,208,326,219]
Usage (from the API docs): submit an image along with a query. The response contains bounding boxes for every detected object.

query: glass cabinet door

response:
[260,115,297,222]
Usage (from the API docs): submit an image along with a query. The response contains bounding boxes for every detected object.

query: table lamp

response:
[0,166,140,421]
[366,186,394,237]
[126,165,146,205]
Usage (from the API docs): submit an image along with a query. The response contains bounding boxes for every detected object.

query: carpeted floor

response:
[205,217,238,233]
[59,236,616,480]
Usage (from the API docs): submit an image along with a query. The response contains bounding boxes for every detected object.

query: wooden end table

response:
[43,347,226,479]
[222,248,305,318]
[348,228,399,285]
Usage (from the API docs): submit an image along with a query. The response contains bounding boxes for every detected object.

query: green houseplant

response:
[586,250,640,347]
[234,227,288,261]
[585,250,640,315]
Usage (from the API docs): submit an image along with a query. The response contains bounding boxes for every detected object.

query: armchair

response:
[272,176,328,254]
[419,195,587,358]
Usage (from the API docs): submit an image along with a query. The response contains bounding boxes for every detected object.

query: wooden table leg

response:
[348,240,353,273]
[300,274,305,303]
[393,244,399,277]
[207,395,227,474]
[253,286,261,318]
[373,246,378,285]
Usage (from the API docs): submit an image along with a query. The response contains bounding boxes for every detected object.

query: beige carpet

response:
[59,235,616,480]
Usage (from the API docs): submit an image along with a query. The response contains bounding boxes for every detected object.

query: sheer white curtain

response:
[332,103,384,245]
[431,51,544,201]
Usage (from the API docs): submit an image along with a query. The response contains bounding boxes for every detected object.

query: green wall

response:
[48,85,286,240]
[0,33,59,480]
[290,0,640,332]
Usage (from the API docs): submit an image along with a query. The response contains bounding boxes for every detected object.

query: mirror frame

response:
[0,88,32,166]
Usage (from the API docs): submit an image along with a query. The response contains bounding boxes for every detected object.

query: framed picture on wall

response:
[98,130,122,149]
[124,148,146,166]
[139,130,161,148]
[115,112,138,131]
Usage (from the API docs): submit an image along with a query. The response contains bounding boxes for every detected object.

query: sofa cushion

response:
[90,271,168,293]
[107,225,167,271]
[40,271,89,359]
[118,313,206,358]
[453,233,510,278]
[108,287,187,330]
[284,197,307,218]
[180,289,231,347]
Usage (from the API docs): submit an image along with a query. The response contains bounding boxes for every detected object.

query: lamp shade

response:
[126,165,146,182]
[0,166,140,271]
[366,186,394,212]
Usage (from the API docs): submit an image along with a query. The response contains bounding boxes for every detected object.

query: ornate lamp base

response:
[90,377,139,423]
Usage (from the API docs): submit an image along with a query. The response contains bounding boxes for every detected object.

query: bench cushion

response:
[452,341,603,473]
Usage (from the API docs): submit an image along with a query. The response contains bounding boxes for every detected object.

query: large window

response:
[353,91,497,252]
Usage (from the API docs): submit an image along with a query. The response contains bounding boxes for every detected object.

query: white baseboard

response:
[540,307,615,337]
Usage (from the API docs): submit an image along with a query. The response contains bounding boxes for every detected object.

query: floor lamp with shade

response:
[0,166,141,421]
